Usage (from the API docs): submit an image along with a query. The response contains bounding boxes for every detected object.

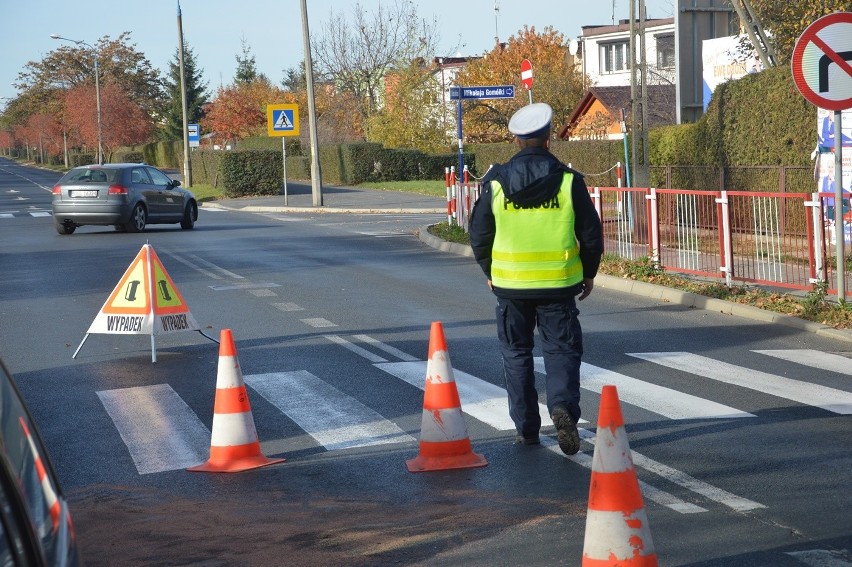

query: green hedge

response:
[70,153,95,167]
[190,150,225,188]
[112,151,144,163]
[219,150,282,197]
[650,66,813,168]
[469,140,623,187]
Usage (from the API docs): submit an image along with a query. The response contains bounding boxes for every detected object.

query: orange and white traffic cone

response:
[406,321,487,473]
[19,417,60,530]
[582,385,657,566]
[188,329,285,473]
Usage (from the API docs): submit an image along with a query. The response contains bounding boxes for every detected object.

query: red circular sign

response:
[791,12,852,111]
[520,59,533,90]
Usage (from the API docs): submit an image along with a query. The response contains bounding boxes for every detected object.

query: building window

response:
[600,41,628,74]
[656,34,675,69]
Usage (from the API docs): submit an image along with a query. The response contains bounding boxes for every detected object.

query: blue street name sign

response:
[449,85,515,100]
[187,124,200,147]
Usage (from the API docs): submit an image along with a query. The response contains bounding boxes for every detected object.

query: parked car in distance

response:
[0,359,81,566]
[51,163,198,234]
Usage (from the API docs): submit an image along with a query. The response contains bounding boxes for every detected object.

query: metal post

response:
[93,55,102,164]
[457,97,464,176]
[177,2,192,187]
[282,137,289,205]
[833,110,846,302]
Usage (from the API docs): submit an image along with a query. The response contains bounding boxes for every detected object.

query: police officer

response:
[468,102,603,455]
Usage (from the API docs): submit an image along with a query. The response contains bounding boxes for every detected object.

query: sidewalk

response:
[201,182,446,215]
[204,185,852,343]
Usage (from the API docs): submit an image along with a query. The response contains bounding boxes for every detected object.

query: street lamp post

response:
[51,34,102,165]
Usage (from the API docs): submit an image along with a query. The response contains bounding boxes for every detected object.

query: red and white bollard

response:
[447,166,454,224]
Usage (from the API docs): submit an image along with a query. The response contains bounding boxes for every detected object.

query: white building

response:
[578,17,676,88]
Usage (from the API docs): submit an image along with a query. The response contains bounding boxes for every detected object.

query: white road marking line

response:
[540,437,707,514]
[160,250,225,280]
[186,253,245,279]
[754,349,852,376]
[325,335,388,363]
[244,371,413,450]
[272,302,303,312]
[535,358,754,419]
[96,384,210,475]
[249,288,277,297]
[377,361,556,432]
[301,318,337,328]
[351,334,418,362]
[0,213,13,219]
[29,211,52,217]
[629,352,852,414]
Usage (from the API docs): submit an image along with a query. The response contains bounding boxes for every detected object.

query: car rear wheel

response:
[55,221,75,235]
[126,203,147,233]
[180,201,197,229]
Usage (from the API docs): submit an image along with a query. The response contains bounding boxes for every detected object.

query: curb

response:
[415,226,852,343]
[202,203,446,215]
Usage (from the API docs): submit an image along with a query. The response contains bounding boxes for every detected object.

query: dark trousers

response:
[495,296,583,438]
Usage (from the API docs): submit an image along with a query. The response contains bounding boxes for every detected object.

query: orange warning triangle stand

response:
[73,243,210,362]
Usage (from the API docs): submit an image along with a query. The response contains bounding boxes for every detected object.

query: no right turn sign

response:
[791,12,852,111]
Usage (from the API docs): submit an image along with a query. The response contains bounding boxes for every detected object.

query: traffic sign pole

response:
[834,111,845,300]
[791,12,852,301]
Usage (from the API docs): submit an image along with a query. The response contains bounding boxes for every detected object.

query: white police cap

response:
[508,102,553,139]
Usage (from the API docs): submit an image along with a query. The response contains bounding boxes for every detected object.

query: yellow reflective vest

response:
[490,173,584,290]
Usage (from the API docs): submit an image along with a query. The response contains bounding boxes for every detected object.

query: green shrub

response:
[70,153,95,167]
[113,151,144,163]
[219,150,282,197]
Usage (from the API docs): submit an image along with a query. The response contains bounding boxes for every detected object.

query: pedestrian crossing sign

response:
[267,103,300,137]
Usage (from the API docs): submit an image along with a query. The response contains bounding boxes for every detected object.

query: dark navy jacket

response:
[468,147,603,299]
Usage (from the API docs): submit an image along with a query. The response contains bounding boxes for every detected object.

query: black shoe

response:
[514,434,540,445]
[551,407,580,455]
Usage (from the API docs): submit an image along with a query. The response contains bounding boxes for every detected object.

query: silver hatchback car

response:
[51,163,198,235]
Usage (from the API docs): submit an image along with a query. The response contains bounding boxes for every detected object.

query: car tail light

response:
[52,185,61,195]
[108,185,128,195]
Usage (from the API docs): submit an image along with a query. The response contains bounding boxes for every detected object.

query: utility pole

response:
[300,0,323,206]
[177,1,192,187]
[629,0,637,187]
[638,0,649,189]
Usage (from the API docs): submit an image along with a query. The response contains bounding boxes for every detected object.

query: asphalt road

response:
[1,158,851,566]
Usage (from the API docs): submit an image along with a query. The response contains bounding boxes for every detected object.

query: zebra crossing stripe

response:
[629,352,852,415]
[376,360,548,430]
[96,384,210,474]
[375,360,726,513]
[541,437,707,514]
[351,335,418,362]
[754,349,852,376]
[785,549,852,566]
[244,371,413,450]
[325,335,387,363]
[30,211,51,217]
[0,213,14,219]
[535,358,754,420]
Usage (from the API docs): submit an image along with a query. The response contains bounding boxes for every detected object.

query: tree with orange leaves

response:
[63,82,152,159]
[202,78,292,146]
[453,26,586,143]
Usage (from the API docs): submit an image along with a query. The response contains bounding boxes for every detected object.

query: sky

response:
[0,0,675,107]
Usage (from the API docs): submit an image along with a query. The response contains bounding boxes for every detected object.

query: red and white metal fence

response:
[591,186,850,295]
[449,172,852,296]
